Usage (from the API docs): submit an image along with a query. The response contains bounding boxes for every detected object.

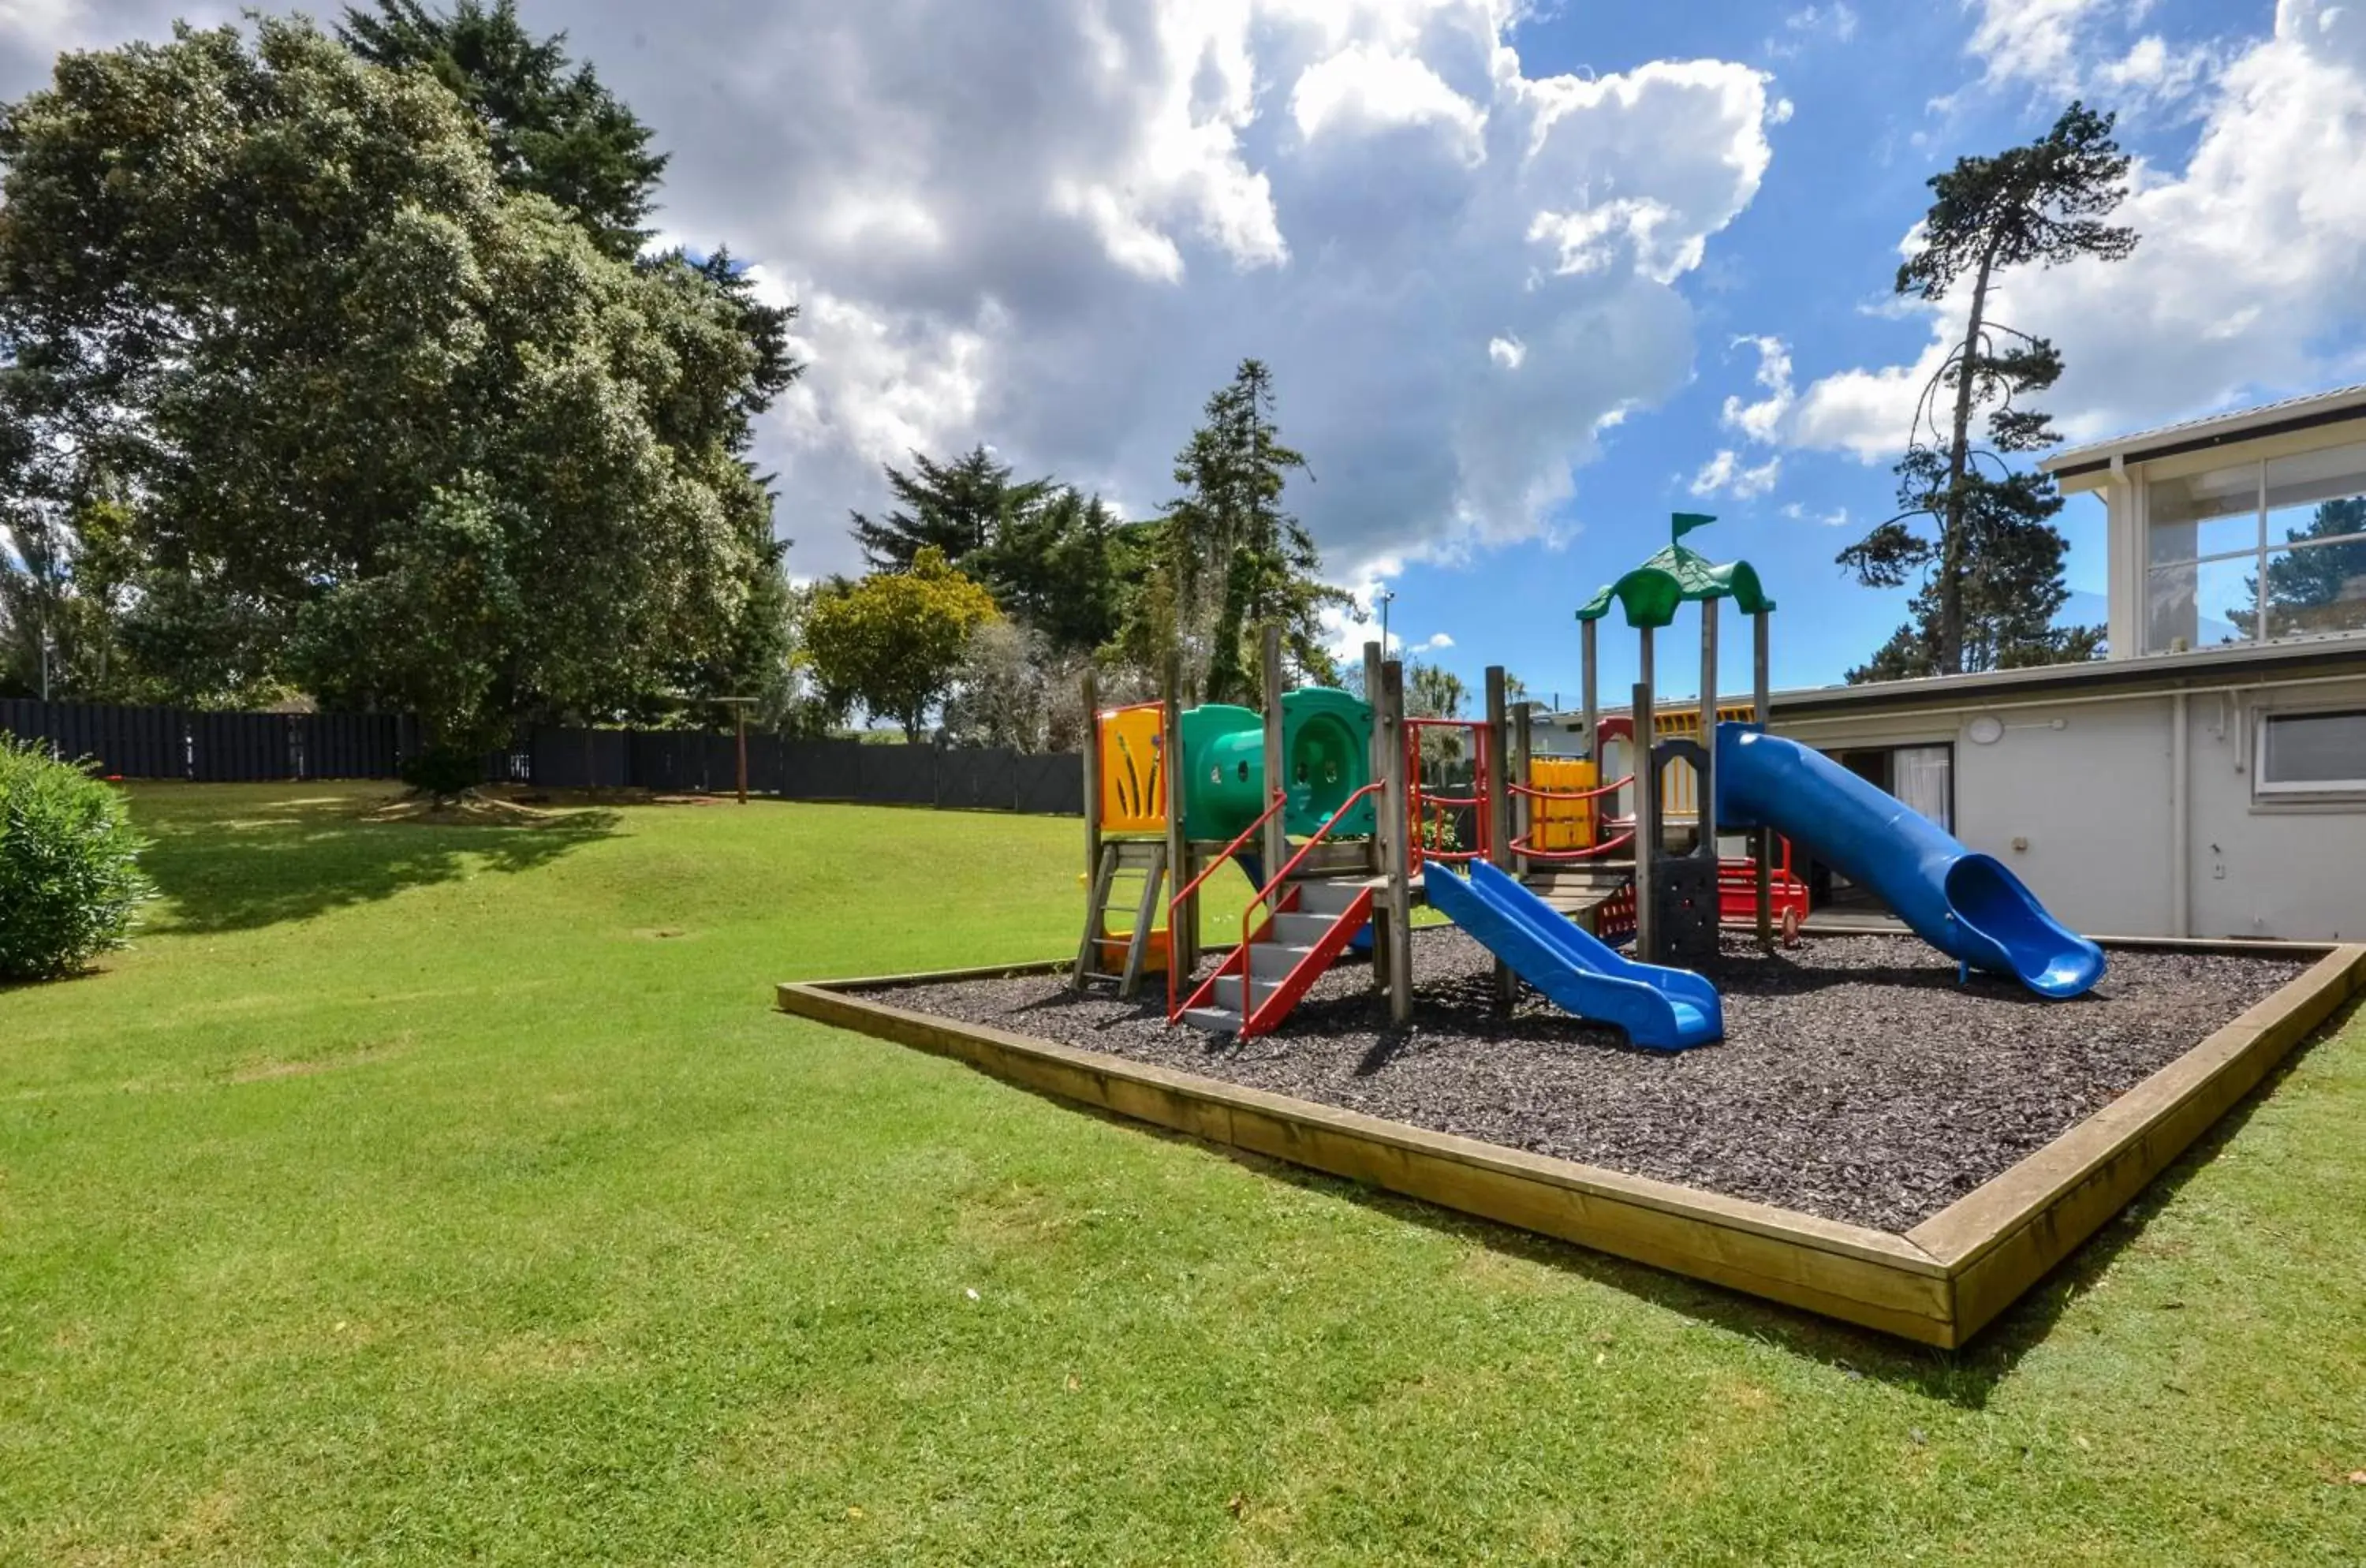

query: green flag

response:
[1672,511,1716,542]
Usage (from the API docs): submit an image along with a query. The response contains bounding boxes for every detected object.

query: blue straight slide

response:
[1715,723,2106,999]
[1423,860,1723,1050]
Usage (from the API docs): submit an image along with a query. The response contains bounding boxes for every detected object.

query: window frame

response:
[2254,705,2366,799]
[2142,447,2366,655]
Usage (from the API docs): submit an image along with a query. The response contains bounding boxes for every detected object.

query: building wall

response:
[1773,671,2366,941]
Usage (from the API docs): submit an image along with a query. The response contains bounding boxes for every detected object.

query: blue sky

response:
[5,1,2358,707]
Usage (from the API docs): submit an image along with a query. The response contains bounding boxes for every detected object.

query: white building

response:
[1543,388,2366,941]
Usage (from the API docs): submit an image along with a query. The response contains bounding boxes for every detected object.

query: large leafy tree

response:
[339,0,666,257]
[968,486,1125,655]
[1157,360,1351,703]
[0,17,788,749]
[849,446,1055,573]
[1838,103,2134,681]
[803,548,1000,741]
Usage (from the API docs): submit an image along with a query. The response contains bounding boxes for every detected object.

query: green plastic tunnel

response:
[1176,687,1376,842]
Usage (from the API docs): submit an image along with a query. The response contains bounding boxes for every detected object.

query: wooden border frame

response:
[777,940,2366,1347]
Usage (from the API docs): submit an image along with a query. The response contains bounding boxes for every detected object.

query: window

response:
[2144,440,2366,654]
[2257,708,2366,797]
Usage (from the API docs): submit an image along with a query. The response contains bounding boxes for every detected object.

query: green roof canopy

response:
[1575,514,1776,629]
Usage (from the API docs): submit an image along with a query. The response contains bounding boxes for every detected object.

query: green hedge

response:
[0,737,151,982]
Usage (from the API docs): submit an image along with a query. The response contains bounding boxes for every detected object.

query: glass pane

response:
[2263,439,2366,510]
[2261,710,2366,787]
[2146,557,2256,651]
[2260,537,2366,640]
[2148,461,2259,564]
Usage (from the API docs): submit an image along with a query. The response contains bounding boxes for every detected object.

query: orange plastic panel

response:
[1096,706,1166,831]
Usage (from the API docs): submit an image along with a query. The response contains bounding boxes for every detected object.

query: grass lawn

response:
[4,782,2364,1565]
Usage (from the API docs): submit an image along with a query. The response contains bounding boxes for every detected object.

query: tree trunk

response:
[1938,245,2000,677]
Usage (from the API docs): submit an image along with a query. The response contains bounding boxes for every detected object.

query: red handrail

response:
[1405,719,1493,874]
[1239,782,1383,949]
[1507,772,1632,802]
[1509,829,1636,863]
[1166,790,1291,1017]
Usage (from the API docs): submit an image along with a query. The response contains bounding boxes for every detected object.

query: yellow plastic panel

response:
[1097,707,1166,831]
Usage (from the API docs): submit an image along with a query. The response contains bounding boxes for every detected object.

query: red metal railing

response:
[1506,771,1634,863]
[1239,781,1382,950]
[1404,718,1491,872]
[1165,790,1290,1020]
[1226,781,1385,1039]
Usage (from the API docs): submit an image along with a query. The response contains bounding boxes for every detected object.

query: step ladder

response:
[1074,839,1167,999]
[1524,864,1636,936]
[1178,873,1375,1039]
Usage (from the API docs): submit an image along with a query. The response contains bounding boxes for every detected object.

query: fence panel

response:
[935,747,1017,812]
[857,744,936,806]
[1014,752,1085,816]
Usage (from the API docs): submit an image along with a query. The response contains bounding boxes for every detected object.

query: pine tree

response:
[1158,360,1351,703]
[341,0,666,257]
[1838,103,2136,681]
[967,487,1124,655]
[849,446,1055,574]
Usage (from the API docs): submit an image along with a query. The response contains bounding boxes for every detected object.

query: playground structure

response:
[1074,515,2106,1051]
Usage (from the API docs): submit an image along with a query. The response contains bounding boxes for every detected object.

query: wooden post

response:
[1698,596,1718,863]
[1081,667,1102,883]
[1364,640,1388,999]
[1633,670,1658,965]
[1162,651,1194,978]
[1380,659,1414,1027]
[1260,622,1286,883]
[735,705,750,805]
[1752,608,1773,950]
[1510,700,1532,879]
[1483,666,1514,1014]
[1580,618,1599,764]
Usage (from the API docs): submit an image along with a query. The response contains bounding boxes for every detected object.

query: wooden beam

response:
[1379,658,1414,1027]
[1162,650,1194,978]
[1080,666,1101,883]
[1484,665,1513,1014]
[1510,699,1532,879]
[1261,622,1287,881]
[1580,618,1598,763]
[1364,640,1388,1000]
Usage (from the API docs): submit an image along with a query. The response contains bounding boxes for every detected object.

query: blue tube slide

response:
[1423,861,1723,1050]
[1714,724,2105,999]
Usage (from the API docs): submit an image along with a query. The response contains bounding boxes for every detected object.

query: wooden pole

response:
[1162,651,1194,978]
[1081,667,1102,883]
[1633,667,1658,965]
[1580,618,1599,764]
[736,706,749,805]
[1260,622,1287,883]
[1483,666,1513,1014]
[1364,640,1388,999]
[1510,699,1532,879]
[1698,596,1718,862]
[1380,659,1414,1026]
[1753,608,1774,950]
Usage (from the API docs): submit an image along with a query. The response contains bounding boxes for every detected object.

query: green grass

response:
[3,782,2364,1565]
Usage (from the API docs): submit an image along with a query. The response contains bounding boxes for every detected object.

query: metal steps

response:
[1177,871,1374,1036]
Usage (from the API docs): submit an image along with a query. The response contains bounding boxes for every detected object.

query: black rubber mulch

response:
[872,930,2309,1232]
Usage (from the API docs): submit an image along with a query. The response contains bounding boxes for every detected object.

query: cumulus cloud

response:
[0,0,1785,584]
[1782,500,1852,528]
[1719,334,1795,442]
[1957,0,2222,112]
[1689,449,1782,498]
[1796,0,2366,459]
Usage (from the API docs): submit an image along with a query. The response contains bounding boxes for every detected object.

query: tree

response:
[802,549,1000,741]
[2228,497,2366,640]
[1838,103,2135,681]
[1405,659,1468,767]
[941,620,1053,751]
[850,446,1055,574]
[340,0,666,257]
[1157,360,1353,702]
[968,487,1125,655]
[0,18,790,752]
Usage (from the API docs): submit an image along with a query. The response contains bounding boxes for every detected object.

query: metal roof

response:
[2043,383,2366,476]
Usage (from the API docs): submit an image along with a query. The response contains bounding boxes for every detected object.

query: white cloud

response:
[1416,631,1455,651]
[1957,0,2222,111]
[1782,500,1852,527]
[1796,2,2366,461]
[1786,5,1859,43]
[0,0,1783,583]
[1719,334,1794,443]
[1689,449,1782,498]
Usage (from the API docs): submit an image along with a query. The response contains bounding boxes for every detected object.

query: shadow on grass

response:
[138,792,618,935]
[931,983,2360,1412]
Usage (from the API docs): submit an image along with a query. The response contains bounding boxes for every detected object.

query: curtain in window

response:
[1892,745,1952,832]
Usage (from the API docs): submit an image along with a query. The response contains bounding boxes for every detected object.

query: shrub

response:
[0,737,151,982]
[398,744,483,801]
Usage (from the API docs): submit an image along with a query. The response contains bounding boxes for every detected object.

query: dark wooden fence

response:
[0,699,417,782]
[0,699,1084,816]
